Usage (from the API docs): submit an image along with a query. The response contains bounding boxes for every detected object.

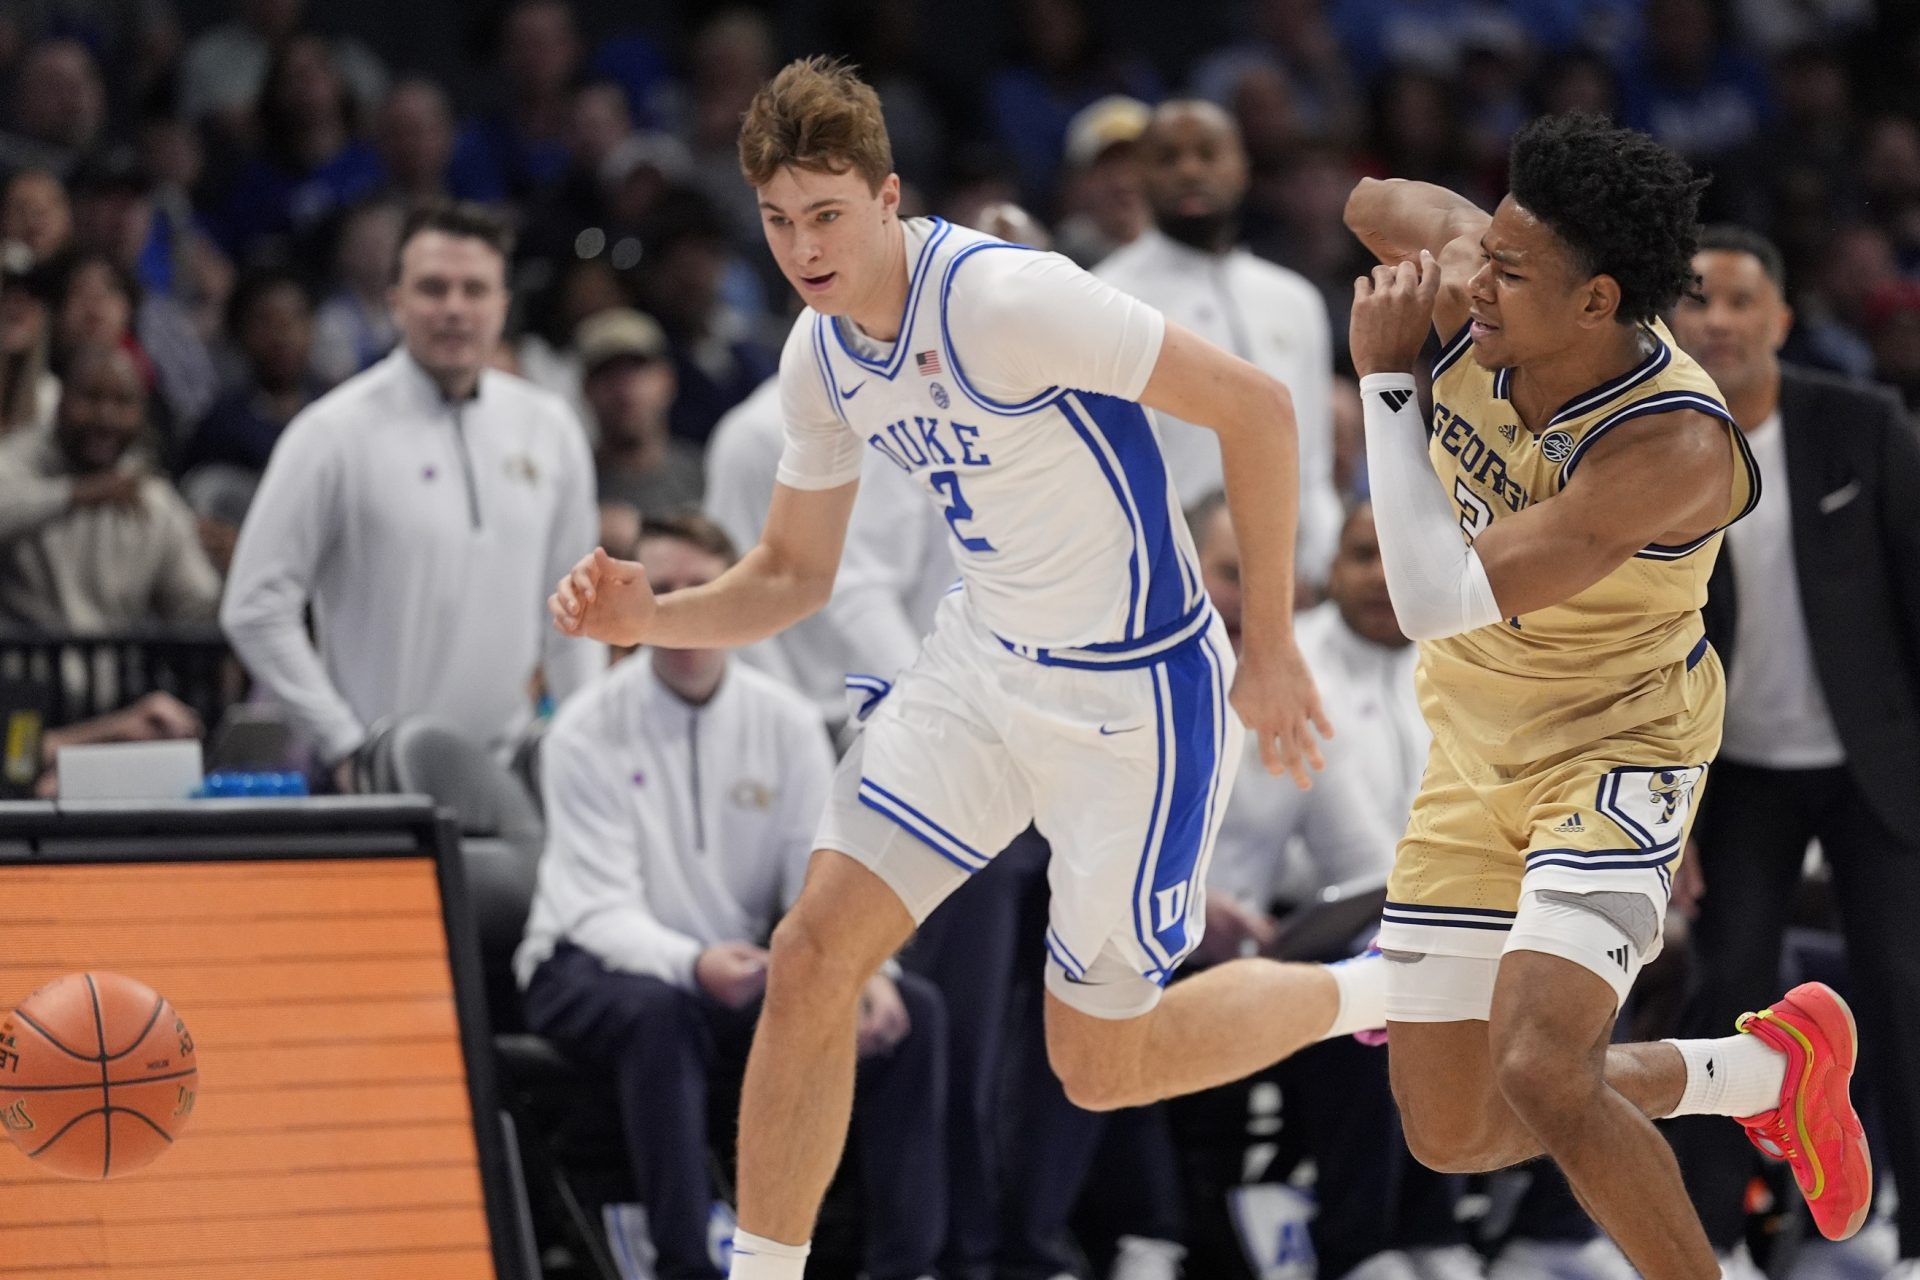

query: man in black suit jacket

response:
[1668,226,1920,1271]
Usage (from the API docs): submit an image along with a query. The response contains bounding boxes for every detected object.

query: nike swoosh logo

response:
[839,382,866,400]
[1098,724,1142,736]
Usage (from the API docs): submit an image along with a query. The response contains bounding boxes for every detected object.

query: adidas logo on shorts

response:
[1553,813,1585,834]
[1607,945,1632,972]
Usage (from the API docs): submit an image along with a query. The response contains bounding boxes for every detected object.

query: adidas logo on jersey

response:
[1608,945,1632,972]
[1553,813,1585,834]
[1377,388,1415,412]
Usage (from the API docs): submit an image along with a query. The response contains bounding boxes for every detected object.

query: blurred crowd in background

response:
[0,0,1917,588]
[1,2,1917,1280]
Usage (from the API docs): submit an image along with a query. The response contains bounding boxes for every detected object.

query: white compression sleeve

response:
[1360,372,1505,641]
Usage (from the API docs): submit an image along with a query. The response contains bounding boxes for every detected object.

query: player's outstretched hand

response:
[1233,636,1333,789]
[1350,248,1445,378]
[549,546,657,646]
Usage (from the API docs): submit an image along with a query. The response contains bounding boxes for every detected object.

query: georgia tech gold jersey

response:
[1414,318,1759,765]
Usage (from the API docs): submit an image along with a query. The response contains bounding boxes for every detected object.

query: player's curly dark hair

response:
[1508,114,1709,326]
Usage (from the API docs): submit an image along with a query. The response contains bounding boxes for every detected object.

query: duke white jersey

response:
[776,218,1208,665]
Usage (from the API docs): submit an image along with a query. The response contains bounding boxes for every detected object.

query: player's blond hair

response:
[737,56,893,192]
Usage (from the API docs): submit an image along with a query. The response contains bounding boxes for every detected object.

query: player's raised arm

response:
[1344,177,1489,266]
[1346,252,1499,642]
[1344,177,1489,340]
[1350,252,1733,636]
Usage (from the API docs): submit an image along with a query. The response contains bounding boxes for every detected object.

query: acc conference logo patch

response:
[1540,430,1575,464]
[1597,765,1704,849]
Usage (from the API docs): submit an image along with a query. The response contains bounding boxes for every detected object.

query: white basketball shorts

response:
[816,590,1242,1019]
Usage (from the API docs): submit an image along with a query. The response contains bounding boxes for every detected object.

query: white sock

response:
[1321,950,1387,1040]
[1663,1033,1787,1118]
[728,1229,810,1280]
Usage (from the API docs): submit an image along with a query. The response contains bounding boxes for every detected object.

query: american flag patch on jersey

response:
[915,350,943,376]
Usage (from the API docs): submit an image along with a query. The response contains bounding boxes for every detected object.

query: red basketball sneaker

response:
[1734,982,1874,1242]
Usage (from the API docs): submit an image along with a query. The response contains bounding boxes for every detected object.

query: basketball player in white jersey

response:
[551,58,1386,1280]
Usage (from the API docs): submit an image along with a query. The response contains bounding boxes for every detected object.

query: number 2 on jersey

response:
[1455,478,1524,629]
[1454,477,1493,543]
[931,470,995,552]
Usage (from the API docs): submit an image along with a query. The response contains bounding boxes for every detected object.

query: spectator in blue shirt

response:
[985,0,1162,210]
[373,78,504,208]
[1617,0,1771,169]
[213,34,382,261]
[455,0,581,200]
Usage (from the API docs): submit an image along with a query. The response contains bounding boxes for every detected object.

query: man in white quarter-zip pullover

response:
[221,202,603,776]
[1095,101,1342,589]
[518,513,949,1280]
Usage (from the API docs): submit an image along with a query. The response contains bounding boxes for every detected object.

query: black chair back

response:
[355,717,544,1031]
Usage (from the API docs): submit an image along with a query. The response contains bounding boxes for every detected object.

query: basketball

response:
[0,972,198,1180]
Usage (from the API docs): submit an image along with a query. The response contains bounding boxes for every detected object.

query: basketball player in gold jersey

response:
[1342,114,1871,1278]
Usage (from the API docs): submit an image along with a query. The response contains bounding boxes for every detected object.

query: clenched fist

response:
[1350,249,1444,379]
[549,546,658,647]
